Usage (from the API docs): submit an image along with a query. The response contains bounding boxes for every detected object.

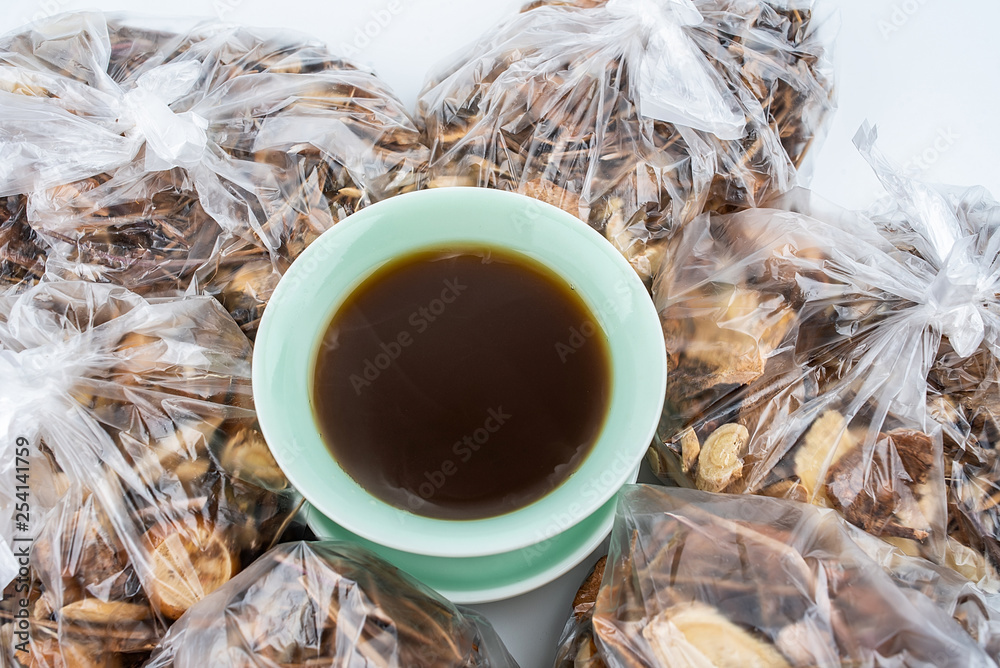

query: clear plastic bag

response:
[417,0,834,283]
[648,128,1000,571]
[0,12,428,337]
[855,130,1000,584]
[848,526,1000,658]
[0,280,297,666]
[555,485,999,667]
[649,202,949,557]
[142,540,518,667]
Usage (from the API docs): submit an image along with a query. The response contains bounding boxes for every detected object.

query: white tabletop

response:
[4,0,999,665]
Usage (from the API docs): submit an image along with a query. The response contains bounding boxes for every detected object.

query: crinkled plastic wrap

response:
[417,0,834,282]
[0,280,297,666]
[857,133,1000,584]
[143,540,518,668]
[0,12,427,336]
[848,526,1000,658]
[554,485,999,667]
[648,129,1000,571]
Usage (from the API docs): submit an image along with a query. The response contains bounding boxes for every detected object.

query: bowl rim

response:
[253,187,666,558]
[304,480,627,604]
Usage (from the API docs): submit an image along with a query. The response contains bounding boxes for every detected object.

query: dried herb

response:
[650,136,1000,584]
[0,15,428,337]
[0,281,296,666]
[418,0,833,283]
[554,486,998,667]
[142,541,516,668]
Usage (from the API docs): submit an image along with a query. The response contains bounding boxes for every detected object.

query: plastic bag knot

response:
[604,0,746,139]
[922,252,992,358]
[120,61,209,171]
[605,0,702,25]
[855,123,997,359]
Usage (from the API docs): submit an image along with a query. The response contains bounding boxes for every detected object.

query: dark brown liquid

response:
[312,247,611,520]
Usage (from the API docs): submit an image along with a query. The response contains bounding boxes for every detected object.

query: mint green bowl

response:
[253,188,666,559]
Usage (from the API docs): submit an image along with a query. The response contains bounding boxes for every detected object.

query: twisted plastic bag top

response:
[0,12,427,335]
[143,541,519,668]
[855,124,1000,359]
[554,485,999,667]
[0,280,296,666]
[650,128,1000,582]
[418,0,834,282]
[603,0,745,139]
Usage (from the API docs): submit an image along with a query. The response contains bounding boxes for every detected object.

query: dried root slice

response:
[696,424,748,493]
[112,332,166,376]
[719,287,796,357]
[823,432,934,543]
[28,465,71,511]
[572,556,607,619]
[572,632,605,667]
[927,394,962,426]
[34,508,122,582]
[774,620,839,667]
[31,504,130,604]
[56,598,159,654]
[147,418,222,464]
[945,537,996,585]
[427,173,479,188]
[219,426,288,491]
[58,599,151,625]
[216,260,278,335]
[604,204,667,284]
[145,519,237,620]
[521,177,582,217]
[882,429,936,485]
[758,479,809,504]
[13,631,120,668]
[171,458,213,485]
[645,445,675,481]
[641,602,791,668]
[673,319,769,389]
[679,428,701,475]
[792,410,854,502]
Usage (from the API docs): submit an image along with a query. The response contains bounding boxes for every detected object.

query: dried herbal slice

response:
[58,599,152,625]
[642,602,792,668]
[144,519,238,620]
[419,0,833,284]
[57,598,160,654]
[696,423,748,492]
[142,541,515,667]
[11,631,121,668]
[792,410,855,502]
[218,425,288,492]
[823,430,935,542]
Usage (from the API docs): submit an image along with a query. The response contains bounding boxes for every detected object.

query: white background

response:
[3,0,1000,665]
